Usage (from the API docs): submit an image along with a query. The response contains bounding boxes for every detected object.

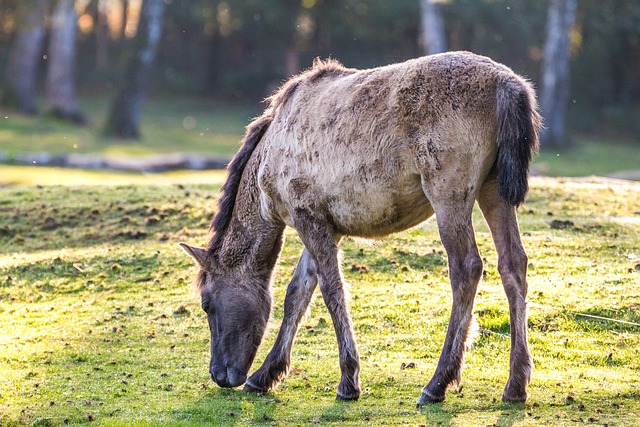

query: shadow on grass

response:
[420,402,455,426]
[174,389,278,426]
[364,247,447,273]
[495,404,526,426]
[419,401,525,427]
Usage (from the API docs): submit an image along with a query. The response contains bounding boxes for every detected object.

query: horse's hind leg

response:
[477,176,532,402]
[291,208,361,400]
[244,248,318,394]
[418,195,483,405]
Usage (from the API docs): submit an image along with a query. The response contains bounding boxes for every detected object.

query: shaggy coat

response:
[181,51,542,405]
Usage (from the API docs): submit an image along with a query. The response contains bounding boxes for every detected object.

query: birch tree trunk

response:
[46,0,85,123]
[540,0,577,147]
[104,0,165,139]
[120,0,129,40]
[419,0,447,55]
[1,0,48,115]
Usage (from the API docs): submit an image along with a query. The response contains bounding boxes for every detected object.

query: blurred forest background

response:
[0,0,639,172]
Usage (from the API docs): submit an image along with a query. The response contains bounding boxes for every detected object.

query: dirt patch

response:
[550,219,575,230]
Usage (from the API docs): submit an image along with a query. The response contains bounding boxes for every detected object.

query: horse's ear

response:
[179,242,208,269]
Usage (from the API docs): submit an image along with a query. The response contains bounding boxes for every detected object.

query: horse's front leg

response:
[418,201,483,405]
[293,209,361,400]
[244,248,318,393]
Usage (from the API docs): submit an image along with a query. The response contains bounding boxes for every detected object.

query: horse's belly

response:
[284,169,433,237]
[326,179,434,237]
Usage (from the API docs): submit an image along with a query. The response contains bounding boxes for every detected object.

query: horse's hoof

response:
[502,391,527,403]
[242,381,268,395]
[416,390,445,407]
[502,380,528,403]
[335,391,360,401]
[336,379,361,401]
[336,385,361,401]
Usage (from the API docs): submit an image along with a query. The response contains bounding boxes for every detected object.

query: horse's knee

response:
[467,253,484,283]
[452,252,483,286]
[498,249,528,295]
[449,253,482,310]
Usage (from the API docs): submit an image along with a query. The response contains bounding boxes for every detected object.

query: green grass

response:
[533,138,640,178]
[0,97,256,158]
[1,168,640,426]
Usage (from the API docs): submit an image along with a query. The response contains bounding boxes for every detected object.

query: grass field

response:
[0,98,257,159]
[1,166,639,426]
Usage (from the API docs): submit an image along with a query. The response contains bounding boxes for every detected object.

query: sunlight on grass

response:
[0,165,227,186]
[1,177,639,426]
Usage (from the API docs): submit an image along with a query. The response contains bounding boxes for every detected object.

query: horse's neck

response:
[217,162,284,276]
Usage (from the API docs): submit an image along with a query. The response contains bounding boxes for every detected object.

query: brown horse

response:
[180,51,542,405]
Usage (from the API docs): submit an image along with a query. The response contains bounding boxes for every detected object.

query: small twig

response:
[529,302,640,328]
[571,312,640,327]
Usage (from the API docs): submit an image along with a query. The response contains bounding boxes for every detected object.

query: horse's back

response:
[256,52,527,236]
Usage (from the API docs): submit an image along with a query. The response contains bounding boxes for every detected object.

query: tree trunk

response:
[540,0,577,148]
[104,0,165,139]
[1,0,48,115]
[96,0,110,70]
[120,0,129,40]
[46,0,85,123]
[419,0,447,55]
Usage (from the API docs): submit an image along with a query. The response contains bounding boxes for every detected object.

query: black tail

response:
[495,77,542,206]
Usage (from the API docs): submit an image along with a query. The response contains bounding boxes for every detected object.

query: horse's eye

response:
[201,300,210,313]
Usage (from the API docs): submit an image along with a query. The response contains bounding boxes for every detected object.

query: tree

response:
[104,0,165,139]
[540,0,577,147]
[419,0,447,55]
[0,0,48,115]
[46,0,85,123]
[95,0,110,70]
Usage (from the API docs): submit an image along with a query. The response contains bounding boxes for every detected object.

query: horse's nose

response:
[212,370,231,388]
[226,369,247,388]
[211,368,246,388]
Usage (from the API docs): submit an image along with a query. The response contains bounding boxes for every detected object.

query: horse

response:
[180,51,542,405]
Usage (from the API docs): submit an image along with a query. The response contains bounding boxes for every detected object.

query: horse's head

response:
[180,243,271,388]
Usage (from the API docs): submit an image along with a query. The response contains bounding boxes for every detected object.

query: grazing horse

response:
[180,51,541,405]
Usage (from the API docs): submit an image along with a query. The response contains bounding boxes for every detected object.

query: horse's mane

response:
[266,58,350,111]
[206,114,272,257]
[206,58,351,258]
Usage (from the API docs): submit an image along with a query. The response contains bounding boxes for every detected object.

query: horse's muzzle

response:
[211,368,247,388]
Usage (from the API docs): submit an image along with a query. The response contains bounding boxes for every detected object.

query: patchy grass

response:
[1,170,639,426]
